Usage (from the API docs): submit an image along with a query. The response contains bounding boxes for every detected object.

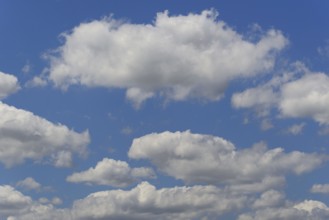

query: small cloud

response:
[121,126,133,135]
[21,61,32,74]
[311,184,329,194]
[260,118,273,131]
[318,40,329,59]
[286,123,306,135]
[16,177,42,192]
[25,76,48,88]
[38,197,63,206]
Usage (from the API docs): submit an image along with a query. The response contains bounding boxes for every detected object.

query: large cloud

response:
[70,182,246,220]
[0,71,20,100]
[66,158,155,187]
[0,102,90,167]
[238,200,329,220]
[232,63,329,125]
[128,131,325,188]
[0,185,31,217]
[47,10,287,107]
[6,182,247,220]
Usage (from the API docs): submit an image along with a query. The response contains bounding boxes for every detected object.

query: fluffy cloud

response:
[0,71,20,99]
[8,181,248,220]
[0,102,90,167]
[239,200,329,220]
[66,158,155,187]
[128,131,325,188]
[16,177,42,191]
[0,185,32,217]
[279,73,329,124]
[47,10,287,107]
[232,63,329,125]
[311,184,329,194]
[69,181,246,220]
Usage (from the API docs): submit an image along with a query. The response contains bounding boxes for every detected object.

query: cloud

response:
[128,131,325,188]
[47,10,287,107]
[38,197,63,206]
[16,177,42,192]
[0,185,32,217]
[25,76,48,88]
[70,181,247,220]
[121,126,133,135]
[5,181,329,220]
[21,62,31,74]
[279,73,329,124]
[0,71,20,100]
[67,158,155,187]
[286,123,306,135]
[232,63,329,125]
[239,200,329,220]
[0,102,90,167]
[260,119,274,131]
[311,184,329,194]
[7,181,248,220]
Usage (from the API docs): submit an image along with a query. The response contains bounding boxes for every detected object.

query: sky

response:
[1,1,329,219]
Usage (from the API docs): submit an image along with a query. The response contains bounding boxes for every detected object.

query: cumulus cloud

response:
[6,181,329,220]
[232,63,329,125]
[66,158,155,187]
[311,184,329,194]
[279,73,329,124]
[128,131,325,188]
[0,71,20,100]
[0,185,32,217]
[239,200,329,220]
[0,102,90,167]
[7,181,248,220]
[46,10,287,107]
[16,177,42,192]
[70,181,247,220]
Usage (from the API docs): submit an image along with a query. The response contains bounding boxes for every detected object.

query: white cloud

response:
[252,190,285,209]
[16,177,42,191]
[38,197,63,206]
[286,123,306,135]
[0,185,32,217]
[238,200,329,220]
[25,76,48,88]
[279,73,329,124]
[47,10,287,106]
[311,184,329,194]
[0,71,20,100]
[0,102,90,167]
[232,63,329,125]
[70,181,247,220]
[21,62,31,74]
[66,158,155,187]
[128,131,325,188]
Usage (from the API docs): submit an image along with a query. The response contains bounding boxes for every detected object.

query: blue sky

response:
[1,1,329,219]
